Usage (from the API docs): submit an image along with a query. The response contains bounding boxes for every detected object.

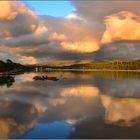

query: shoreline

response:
[0,69,140,76]
[35,69,140,72]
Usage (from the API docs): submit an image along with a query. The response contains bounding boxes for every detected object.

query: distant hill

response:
[1,59,140,72]
[31,60,140,70]
[33,60,93,67]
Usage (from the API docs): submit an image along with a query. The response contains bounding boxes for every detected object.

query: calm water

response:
[1,71,140,139]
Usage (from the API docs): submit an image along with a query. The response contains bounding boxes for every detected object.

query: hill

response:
[32,60,140,70]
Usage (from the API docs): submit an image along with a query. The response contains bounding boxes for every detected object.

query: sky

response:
[0,1,140,64]
[23,1,73,17]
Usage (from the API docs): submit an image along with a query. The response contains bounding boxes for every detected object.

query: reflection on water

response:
[0,71,140,138]
[22,121,73,139]
[101,95,140,126]
[0,76,15,87]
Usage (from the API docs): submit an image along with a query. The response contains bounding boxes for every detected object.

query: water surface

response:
[0,71,140,139]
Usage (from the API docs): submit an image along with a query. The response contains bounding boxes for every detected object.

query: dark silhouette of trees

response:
[0,59,31,72]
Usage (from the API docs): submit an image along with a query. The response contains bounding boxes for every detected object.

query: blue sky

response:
[23,1,73,17]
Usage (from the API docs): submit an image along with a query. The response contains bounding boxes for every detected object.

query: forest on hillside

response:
[35,60,140,70]
[81,60,140,70]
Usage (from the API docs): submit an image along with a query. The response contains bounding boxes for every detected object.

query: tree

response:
[6,59,13,64]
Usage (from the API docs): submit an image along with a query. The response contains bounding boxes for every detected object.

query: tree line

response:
[82,60,140,70]
[38,60,140,70]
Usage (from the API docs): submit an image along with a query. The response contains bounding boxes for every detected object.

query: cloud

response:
[0,1,140,64]
[0,1,100,63]
[95,41,140,60]
[101,11,140,44]
[19,56,38,64]
[61,37,99,53]
[0,1,19,21]
[65,13,86,22]
[72,1,140,23]
[0,45,38,64]
[0,1,38,38]
[34,24,48,36]
[39,15,100,52]
[49,32,67,41]
[0,1,36,21]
